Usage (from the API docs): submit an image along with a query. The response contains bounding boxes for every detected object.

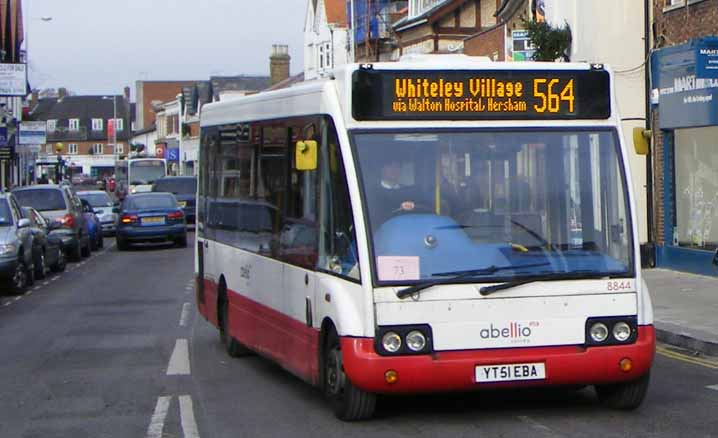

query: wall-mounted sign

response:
[19,121,47,145]
[695,37,718,79]
[0,64,27,96]
[0,126,8,147]
[511,30,535,62]
[166,147,179,161]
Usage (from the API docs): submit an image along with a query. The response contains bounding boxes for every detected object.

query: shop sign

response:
[0,64,27,96]
[19,121,47,145]
[0,126,7,147]
[652,38,718,129]
[695,37,718,79]
[166,147,179,161]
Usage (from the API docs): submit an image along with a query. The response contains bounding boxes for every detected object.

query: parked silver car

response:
[77,190,118,236]
[0,192,35,293]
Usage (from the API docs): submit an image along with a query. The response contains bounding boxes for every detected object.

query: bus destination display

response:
[352,69,611,121]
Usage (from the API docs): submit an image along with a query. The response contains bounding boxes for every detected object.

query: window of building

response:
[115,143,124,154]
[131,121,136,132]
[115,118,124,131]
[46,144,53,154]
[69,119,80,131]
[409,0,442,18]
[47,120,56,131]
[674,127,718,250]
[325,43,332,69]
[319,45,324,69]
[68,143,78,154]
[92,119,103,131]
[92,143,103,154]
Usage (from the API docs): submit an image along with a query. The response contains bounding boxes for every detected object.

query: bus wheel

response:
[324,329,376,421]
[595,372,650,410]
[218,291,251,358]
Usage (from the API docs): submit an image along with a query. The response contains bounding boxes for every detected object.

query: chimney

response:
[124,86,131,101]
[58,87,67,99]
[270,44,291,86]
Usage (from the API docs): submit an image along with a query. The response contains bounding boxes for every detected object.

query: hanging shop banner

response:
[19,121,47,145]
[0,64,27,96]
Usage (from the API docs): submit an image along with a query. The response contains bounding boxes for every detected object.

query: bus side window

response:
[318,118,361,281]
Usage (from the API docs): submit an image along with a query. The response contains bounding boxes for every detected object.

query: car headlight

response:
[381,332,402,353]
[590,322,609,342]
[0,244,17,256]
[612,322,632,342]
[405,330,427,352]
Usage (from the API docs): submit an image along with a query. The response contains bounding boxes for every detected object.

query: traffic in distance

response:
[194,55,653,420]
[0,157,196,293]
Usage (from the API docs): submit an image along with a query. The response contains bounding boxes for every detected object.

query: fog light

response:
[406,330,427,352]
[590,322,609,342]
[613,322,632,342]
[382,332,402,353]
[619,358,633,372]
[385,370,398,384]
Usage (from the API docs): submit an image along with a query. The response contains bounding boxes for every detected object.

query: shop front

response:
[651,37,718,275]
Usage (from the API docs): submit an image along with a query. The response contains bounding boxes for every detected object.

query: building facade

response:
[650,0,718,275]
[0,0,25,190]
[304,0,349,80]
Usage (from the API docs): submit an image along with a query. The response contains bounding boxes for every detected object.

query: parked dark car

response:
[152,176,197,224]
[80,199,103,250]
[77,190,118,236]
[0,193,35,293]
[12,184,91,261]
[115,192,187,250]
[21,206,66,278]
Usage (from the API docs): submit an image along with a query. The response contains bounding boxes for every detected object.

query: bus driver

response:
[366,156,430,228]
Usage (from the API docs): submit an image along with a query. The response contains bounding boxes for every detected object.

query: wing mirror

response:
[17,218,31,228]
[112,207,121,214]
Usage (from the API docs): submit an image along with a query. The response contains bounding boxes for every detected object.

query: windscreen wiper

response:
[396,262,550,299]
[479,270,628,296]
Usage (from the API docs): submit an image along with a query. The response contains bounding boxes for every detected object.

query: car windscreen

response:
[125,194,177,210]
[13,189,66,212]
[79,193,113,208]
[0,199,12,226]
[153,178,197,195]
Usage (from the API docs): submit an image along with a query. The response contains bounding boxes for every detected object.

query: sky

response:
[23,0,307,98]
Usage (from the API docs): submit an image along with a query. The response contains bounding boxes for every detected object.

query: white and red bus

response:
[114,157,168,199]
[195,55,654,420]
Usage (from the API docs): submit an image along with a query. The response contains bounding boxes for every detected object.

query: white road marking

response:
[13,297,21,302]
[26,291,33,296]
[33,286,40,291]
[167,339,191,375]
[3,302,10,307]
[707,384,718,391]
[179,395,201,438]
[179,303,191,327]
[42,281,50,286]
[146,395,171,438]
[517,415,562,436]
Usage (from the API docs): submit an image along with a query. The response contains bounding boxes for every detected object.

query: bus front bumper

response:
[341,325,655,394]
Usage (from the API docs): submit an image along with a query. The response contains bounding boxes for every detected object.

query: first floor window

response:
[115,143,124,154]
[68,143,78,154]
[92,119,103,131]
[92,143,103,154]
[69,119,80,131]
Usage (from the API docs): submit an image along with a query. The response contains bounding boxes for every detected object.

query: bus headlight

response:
[590,322,609,343]
[382,332,402,353]
[405,330,426,352]
[612,322,632,342]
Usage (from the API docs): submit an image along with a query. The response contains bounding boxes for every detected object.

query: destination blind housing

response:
[352,68,611,121]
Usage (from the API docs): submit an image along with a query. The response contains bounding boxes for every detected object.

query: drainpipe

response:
[644,0,655,266]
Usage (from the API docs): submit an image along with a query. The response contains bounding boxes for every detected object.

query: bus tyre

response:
[595,372,650,410]
[324,330,376,421]
[219,293,251,357]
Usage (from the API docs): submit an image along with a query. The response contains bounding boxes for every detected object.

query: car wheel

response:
[116,237,129,251]
[34,250,47,280]
[7,259,28,294]
[81,237,91,257]
[98,234,104,249]
[51,248,66,273]
[324,328,376,421]
[176,234,188,248]
[70,241,82,261]
[90,234,98,251]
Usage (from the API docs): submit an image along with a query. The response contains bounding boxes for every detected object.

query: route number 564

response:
[533,79,575,113]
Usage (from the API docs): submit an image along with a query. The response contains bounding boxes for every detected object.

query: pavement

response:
[644,268,718,357]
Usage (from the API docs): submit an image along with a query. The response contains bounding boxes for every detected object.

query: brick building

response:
[134,81,197,132]
[649,0,718,274]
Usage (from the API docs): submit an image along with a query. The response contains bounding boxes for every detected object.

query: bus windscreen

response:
[352,68,611,121]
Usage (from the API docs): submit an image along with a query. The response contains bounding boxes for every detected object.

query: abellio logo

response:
[480,321,539,342]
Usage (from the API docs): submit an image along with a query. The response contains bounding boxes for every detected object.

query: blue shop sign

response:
[0,127,7,147]
[166,147,179,162]
[652,37,718,129]
[696,37,718,79]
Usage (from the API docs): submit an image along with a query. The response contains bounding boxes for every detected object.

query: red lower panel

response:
[197,278,319,384]
[341,326,655,394]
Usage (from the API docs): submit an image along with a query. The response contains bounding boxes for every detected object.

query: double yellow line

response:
[656,345,718,369]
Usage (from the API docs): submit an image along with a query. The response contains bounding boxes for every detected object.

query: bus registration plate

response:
[475,362,546,383]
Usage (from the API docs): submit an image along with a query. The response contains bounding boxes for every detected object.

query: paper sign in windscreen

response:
[377,256,420,281]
